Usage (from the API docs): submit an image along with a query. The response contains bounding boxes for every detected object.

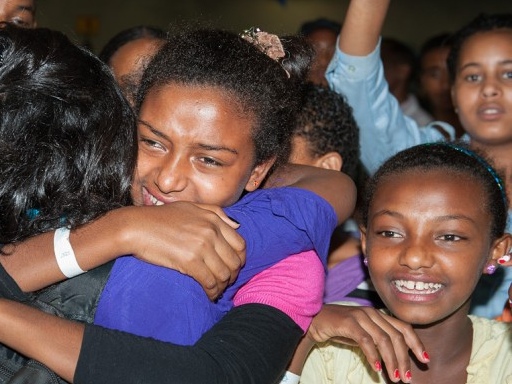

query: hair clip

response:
[240,27,290,78]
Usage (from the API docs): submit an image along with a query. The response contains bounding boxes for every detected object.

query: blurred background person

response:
[418,33,465,138]
[380,36,433,126]
[0,0,36,27]
[298,18,341,87]
[99,25,166,104]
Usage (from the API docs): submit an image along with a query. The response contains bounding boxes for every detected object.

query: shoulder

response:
[468,316,512,383]
[301,341,382,383]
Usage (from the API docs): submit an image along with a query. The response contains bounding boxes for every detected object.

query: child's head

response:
[289,82,360,180]
[298,18,341,86]
[360,143,511,324]
[131,28,312,207]
[0,25,136,245]
[99,25,166,104]
[446,13,512,145]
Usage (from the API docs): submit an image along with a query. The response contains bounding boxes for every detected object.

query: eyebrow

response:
[15,4,35,14]
[373,210,477,225]
[460,59,512,71]
[138,120,239,155]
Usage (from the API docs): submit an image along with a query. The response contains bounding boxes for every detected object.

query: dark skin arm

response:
[1,202,246,301]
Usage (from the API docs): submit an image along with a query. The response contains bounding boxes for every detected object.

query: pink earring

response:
[485,264,497,275]
[363,257,368,267]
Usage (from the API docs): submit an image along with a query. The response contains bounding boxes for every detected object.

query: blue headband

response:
[431,142,507,207]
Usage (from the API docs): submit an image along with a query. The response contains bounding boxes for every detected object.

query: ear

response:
[359,225,368,257]
[312,151,343,171]
[244,158,276,192]
[483,233,512,274]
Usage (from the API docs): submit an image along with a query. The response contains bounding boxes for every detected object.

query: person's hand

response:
[122,202,246,300]
[305,304,429,383]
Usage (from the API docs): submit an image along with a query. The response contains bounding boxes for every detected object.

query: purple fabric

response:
[323,253,374,306]
[94,187,337,345]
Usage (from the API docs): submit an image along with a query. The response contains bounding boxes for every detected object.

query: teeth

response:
[149,194,164,206]
[482,109,499,114]
[393,280,442,294]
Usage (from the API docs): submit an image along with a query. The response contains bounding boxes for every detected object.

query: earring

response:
[363,257,368,267]
[485,263,497,275]
[497,254,511,265]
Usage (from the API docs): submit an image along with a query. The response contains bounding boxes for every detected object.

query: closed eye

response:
[199,157,222,167]
[140,138,164,151]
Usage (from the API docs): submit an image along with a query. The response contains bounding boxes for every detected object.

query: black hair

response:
[0,24,137,246]
[447,13,512,83]
[298,18,341,37]
[136,28,313,168]
[361,142,508,240]
[294,83,360,179]
[98,25,167,65]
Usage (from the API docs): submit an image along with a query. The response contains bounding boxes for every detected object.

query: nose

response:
[481,77,501,99]
[153,154,188,194]
[398,239,435,270]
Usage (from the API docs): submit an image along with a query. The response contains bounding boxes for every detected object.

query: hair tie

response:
[240,27,290,78]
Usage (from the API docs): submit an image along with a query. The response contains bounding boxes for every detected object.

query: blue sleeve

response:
[224,187,336,286]
[326,38,454,175]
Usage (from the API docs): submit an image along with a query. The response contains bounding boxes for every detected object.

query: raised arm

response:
[338,0,390,56]
[0,202,245,300]
[326,0,453,174]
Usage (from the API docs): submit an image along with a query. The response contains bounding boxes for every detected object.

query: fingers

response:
[362,311,428,383]
[194,203,241,230]
[129,202,246,301]
[307,305,428,383]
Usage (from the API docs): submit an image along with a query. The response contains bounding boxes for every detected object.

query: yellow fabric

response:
[300,316,512,384]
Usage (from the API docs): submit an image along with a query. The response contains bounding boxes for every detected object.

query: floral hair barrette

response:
[240,27,290,78]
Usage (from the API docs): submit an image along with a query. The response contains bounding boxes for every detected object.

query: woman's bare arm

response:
[338,0,391,56]
[265,164,356,225]
[1,202,246,300]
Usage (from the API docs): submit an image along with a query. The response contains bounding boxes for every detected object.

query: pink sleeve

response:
[233,250,325,332]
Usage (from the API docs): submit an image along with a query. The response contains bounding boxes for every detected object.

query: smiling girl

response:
[326,0,512,320]
[299,143,512,383]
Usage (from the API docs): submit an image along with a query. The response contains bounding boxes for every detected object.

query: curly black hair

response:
[361,142,508,240]
[0,24,137,246]
[136,28,313,169]
[447,13,512,83]
[294,83,360,179]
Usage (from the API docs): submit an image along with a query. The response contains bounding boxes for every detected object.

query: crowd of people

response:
[0,0,510,383]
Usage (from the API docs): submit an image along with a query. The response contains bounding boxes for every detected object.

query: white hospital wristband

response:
[279,371,300,384]
[54,227,86,278]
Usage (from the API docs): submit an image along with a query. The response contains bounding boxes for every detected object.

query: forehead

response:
[0,0,34,12]
[458,29,512,63]
[141,83,254,131]
[374,168,486,208]
[110,38,163,79]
